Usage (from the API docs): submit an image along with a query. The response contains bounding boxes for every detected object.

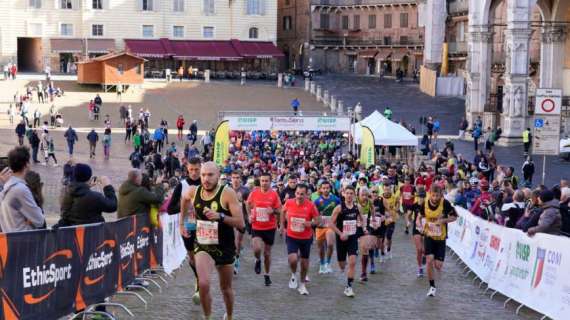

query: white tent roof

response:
[352,110,418,146]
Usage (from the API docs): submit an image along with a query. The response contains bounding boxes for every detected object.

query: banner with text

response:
[447,207,570,320]
[0,214,161,320]
[225,116,351,132]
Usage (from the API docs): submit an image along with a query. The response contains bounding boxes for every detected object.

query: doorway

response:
[17,37,43,72]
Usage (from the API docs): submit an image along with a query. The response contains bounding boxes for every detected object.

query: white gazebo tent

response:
[352,110,418,146]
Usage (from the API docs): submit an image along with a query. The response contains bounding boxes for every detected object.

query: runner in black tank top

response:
[331,186,361,298]
[194,184,235,264]
[180,162,245,320]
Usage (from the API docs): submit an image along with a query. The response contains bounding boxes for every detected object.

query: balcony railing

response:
[448,41,467,54]
[311,37,423,47]
[448,0,469,15]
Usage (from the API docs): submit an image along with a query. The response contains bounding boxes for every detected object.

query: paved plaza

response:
[0,76,563,319]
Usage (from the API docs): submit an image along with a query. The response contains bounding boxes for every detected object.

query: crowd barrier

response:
[447,207,570,320]
[0,214,162,320]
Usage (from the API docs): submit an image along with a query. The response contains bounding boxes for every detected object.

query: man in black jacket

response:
[27,129,41,163]
[15,120,26,146]
[57,163,117,226]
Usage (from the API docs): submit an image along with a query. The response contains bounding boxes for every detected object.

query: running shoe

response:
[359,273,368,282]
[192,291,200,305]
[405,227,409,234]
[427,286,437,297]
[233,257,240,275]
[325,263,333,274]
[254,259,261,275]
[388,252,393,260]
[264,275,272,286]
[305,275,311,283]
[298,283,309,295]
[288,274,298,289]
[318,264,326,275]
[417,268,424,278]
[344,286,355,297]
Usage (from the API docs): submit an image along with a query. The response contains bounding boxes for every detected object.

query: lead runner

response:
[180,162,245,320]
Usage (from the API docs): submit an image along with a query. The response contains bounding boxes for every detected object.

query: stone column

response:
[466,26,493,126]
[422,0,447,69]
[500,3,533,145]
[539,25,567,89]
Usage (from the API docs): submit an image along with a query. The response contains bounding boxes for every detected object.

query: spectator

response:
[102,128,112,160]
[472,126,482,151]
[64,125,78,157]
[291,98,300,115]
[129,149,143,169]
[15,120,26,146]
[56,164,116,226]
[176,115,185,141]
[522,157,535,188]
[0,147,45,232]
[117,169,165,218]
[527,190,561,236]
[383,107,393,120]
[501,190,526,228]
[189,120,198,145]
[87,129,99,159]
[153,126,165,153]
[28,129,41,164]
[24,170,46,229]
[459,117,468,139]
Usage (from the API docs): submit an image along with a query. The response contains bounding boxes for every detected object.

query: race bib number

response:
[290,217,306,233]
[403,192,412,200]
[196,220,219,245]
[425,222,442,237]
[343,220,357,236]
[320,215,331,227]
[255,208,270,222]
[371,216,382,229]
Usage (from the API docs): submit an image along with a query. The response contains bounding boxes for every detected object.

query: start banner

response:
[447,207,570,320]
[0,214,162,320]
[225,115,351,132]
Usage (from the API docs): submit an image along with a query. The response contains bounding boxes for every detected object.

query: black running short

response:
[424,237,446,262]
[336,235,358,262]
[251,229,276,246]
[286,236,313,259]
[194,244,236,266]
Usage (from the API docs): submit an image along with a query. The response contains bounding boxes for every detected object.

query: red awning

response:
[359,49,378,58]
[172,40,242,61]
[87,39,115,53]
[51,39,83,53]
[231,40,284,59]
[124,39,173,58]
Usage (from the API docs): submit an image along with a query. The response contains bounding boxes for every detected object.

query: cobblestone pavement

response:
[113,223,538,320]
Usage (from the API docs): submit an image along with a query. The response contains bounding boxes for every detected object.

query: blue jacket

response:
[153,128,164,141]
[87,130,99,143]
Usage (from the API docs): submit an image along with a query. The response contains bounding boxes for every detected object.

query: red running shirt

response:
[284,199,319,240]
[247,188,281,231]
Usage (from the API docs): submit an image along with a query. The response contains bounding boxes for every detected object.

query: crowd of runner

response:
[3,113,570,320]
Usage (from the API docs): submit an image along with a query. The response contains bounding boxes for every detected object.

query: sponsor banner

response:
[160,214,187,275]
[0,229,80,320]
[214,120,230,166]
[359,126,375,168]
[115,216,137,290]
[76,224,120,309]
[0,214,161,320]
[225,116,351,132]
[448,207,570,320]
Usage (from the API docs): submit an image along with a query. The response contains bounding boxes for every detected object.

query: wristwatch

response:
[219,213,226,223]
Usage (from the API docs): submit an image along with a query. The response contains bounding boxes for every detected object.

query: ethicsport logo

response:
[237,117,256,124]
[22,250,73,304]
[317,118,337,127]
[84,240,115,286]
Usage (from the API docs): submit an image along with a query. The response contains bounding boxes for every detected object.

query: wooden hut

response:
[77,52,146,90]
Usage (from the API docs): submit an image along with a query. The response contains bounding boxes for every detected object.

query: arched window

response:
[249,27,258,39]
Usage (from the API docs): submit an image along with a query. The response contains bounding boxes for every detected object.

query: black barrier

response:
[0,214,162,320]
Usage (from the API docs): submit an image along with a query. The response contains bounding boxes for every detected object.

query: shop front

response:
[124,38,283,79]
